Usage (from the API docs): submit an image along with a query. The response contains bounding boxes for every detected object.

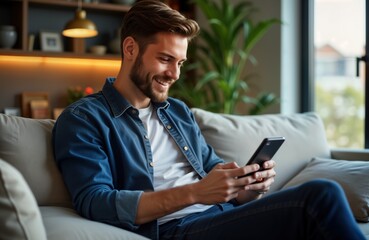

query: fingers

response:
[262,160,275,169]
[245,169,276,193]
[254,167,276,180]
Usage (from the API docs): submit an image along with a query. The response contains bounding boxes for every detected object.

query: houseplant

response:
[171,0,280,114]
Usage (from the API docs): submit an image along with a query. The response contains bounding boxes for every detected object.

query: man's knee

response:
[299,179,345,200]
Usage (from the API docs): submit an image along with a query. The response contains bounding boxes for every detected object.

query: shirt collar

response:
[102,77,170,118]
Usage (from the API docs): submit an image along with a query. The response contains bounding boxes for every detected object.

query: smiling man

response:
[52,1,366,240]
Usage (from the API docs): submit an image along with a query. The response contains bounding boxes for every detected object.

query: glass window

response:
[313,0,366,148]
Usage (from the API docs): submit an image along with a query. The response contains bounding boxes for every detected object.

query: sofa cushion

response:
[0,158,47,240]
[282,157,369,222]
[191,109,331,192]
[0,114,71,207]
[40,206,148,240]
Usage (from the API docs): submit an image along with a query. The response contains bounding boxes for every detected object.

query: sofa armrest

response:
[331,148,369,161]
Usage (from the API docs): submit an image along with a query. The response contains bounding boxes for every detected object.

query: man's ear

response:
[123,37,137,60]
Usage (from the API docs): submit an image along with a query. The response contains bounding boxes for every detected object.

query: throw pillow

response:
[0,158,47,239]
[282,157,369,222]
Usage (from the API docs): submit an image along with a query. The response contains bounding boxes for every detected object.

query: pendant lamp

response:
[62,0,98,38]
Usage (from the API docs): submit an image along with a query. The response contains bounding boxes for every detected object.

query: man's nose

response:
[165,64,180,80]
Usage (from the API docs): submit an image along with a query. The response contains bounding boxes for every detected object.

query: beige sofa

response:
[0,109,369,239]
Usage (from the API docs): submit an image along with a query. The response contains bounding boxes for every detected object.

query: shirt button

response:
[166,125,172,130]
[183,146,189,151]
[144,135,149,140]
[149,162,154,167]
[131,109,137,115]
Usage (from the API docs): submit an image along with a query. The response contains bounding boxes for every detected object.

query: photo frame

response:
[21,92,50,118]
[40,32,63,52]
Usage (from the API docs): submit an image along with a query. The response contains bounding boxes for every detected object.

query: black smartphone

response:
[242,137,285,176]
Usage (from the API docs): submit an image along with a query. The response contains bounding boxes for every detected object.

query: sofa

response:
[0,108,369,239]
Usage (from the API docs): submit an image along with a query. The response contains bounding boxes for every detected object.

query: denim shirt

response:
[52,78,224,239]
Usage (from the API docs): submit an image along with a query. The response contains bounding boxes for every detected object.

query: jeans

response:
[159,179,365,240]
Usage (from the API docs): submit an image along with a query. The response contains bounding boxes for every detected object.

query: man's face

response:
[130,32,188,103]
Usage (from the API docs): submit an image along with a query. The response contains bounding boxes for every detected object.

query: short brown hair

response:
[120,0,199,58]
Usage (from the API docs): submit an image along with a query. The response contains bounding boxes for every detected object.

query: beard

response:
[130,55,174,103]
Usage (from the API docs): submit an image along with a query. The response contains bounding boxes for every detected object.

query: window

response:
[302,0,368,148]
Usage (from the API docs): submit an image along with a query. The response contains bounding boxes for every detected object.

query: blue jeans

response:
[159,179,365,240]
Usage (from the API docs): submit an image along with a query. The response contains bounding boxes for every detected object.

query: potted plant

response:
[171,0,280,114]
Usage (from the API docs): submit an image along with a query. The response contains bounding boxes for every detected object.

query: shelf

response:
[5,0,132,12]
[26,0,132,12]
[0,49,121,60]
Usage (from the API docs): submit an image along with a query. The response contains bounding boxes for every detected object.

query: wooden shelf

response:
[0,49,120,60]
[26,0,131,12]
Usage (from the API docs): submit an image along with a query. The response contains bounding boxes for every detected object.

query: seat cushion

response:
[191,109,331,192]
[0,114,71,207]
[283,157,369,222]
[40,206,148,240]
[0,158,47,240]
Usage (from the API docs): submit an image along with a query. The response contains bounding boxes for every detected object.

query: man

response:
[53,1,365,239]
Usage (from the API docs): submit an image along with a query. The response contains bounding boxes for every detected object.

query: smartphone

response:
[243,137,285,176]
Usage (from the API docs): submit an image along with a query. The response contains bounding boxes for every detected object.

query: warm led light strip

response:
[0,55,121,68]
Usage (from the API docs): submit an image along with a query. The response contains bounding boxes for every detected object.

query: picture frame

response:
[21,92,50,118]
[40,31,63,52]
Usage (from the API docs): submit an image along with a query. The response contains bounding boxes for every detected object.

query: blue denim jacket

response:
[52,78,224,239]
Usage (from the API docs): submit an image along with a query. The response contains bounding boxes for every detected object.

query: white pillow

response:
[283,157,369,222]
[0,158,47,239]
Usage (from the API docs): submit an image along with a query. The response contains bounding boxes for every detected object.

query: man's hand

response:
[189,161,275,205]
[236,160,276,203]
[135,161,276,225]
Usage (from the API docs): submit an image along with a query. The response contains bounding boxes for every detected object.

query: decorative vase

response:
[109,29,121,54]
[0,25,17,49]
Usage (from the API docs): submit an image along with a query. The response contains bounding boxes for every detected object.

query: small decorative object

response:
[67,86,94,105]
[0,25,17,49]
[30,100,50,119]
[40,32,63,52]
[21,92,49,118]
[28,34,35,51]
[89,45,106,55]
[109,28,121,54]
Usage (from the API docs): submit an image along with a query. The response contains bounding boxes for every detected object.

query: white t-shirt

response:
[138,105,212,225]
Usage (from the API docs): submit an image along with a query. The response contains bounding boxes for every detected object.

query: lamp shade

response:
[62,10,98,38]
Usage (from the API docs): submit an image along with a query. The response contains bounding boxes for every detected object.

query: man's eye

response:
[160,57,170,62]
